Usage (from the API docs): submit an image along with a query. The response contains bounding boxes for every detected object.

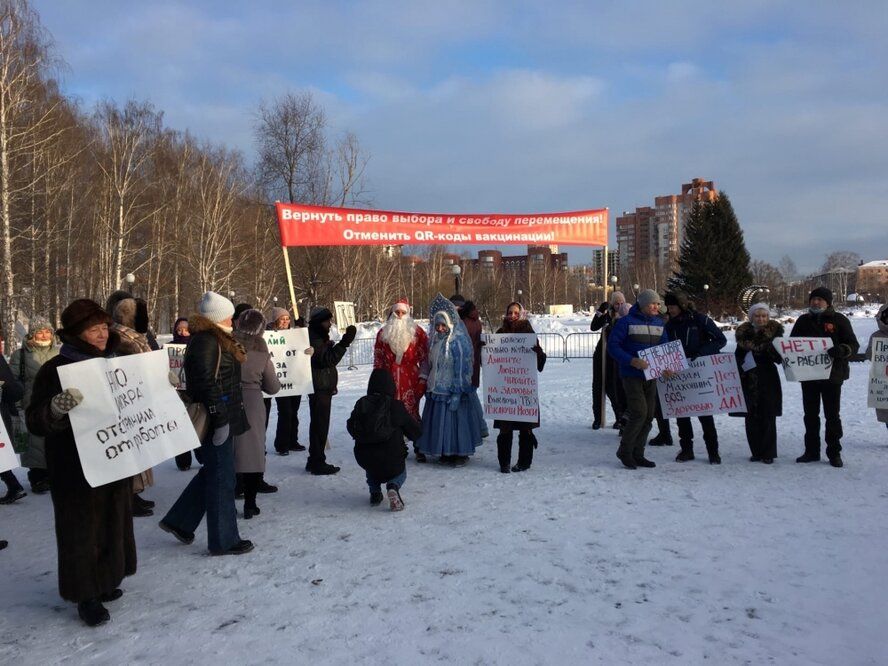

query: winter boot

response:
[210,539,255,556]
[828,454,844,468]
[649,432,672,447]
[633,456,656,468]
[132,495,153,517]
[78,599,110,627]
[796,451,821,463]
[370,491,384,505]
[0,487,26,504]
[616,451,637,470]
[306,462,340,475]
[288,442,306,452]
[675,441,695,462]
[257,480,278,493]
[99,589,123,602]
[706,443,721,465]
[386,484,405,512]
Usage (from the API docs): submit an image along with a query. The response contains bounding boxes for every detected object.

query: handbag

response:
[181,344,221,441]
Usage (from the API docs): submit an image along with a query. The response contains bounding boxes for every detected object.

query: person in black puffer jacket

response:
[789,287,859,468]
[664,290,728,464]
[348,368,421,511]
[159,291,254,557]
[307,306,356,475]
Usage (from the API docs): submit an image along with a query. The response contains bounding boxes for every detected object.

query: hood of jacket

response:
[878,303,888,334]
[367,368,396,397]
[189,313,247,363]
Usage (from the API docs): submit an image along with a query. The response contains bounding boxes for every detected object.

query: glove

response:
[827,344,849,359]
[212,424,230,446]
[304,346,314,356]
[597,302,609,314]
[826,346,838,359]
[341,325,357,347]
[448,394,461,412]
[50,388,84,419]
[168,371,181,388]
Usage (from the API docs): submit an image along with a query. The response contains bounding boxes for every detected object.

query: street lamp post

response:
[703,284,710,314]
[451,263,462,296]
[125,273,135,291]
[632,283,640,298]
[609,275,618,301]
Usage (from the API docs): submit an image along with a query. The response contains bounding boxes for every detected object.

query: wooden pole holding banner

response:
[282,246,299,320]
[600,244,609,425]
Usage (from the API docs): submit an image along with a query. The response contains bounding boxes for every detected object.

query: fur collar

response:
[736,319,784,351]
[497,318,535,334]
[190,314,247,362]
[59,330,121,360]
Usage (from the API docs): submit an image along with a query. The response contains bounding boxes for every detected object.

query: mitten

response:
[341,325,357,346]
[51,388,84,419]
[212,424,230,446]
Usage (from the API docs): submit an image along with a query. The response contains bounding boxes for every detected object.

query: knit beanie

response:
[609,291,625,306]
[199,291,235,323]
[637,289,661,308]
[28,316,53,336]
[808,287,833,307]
[748,302,770,320]
[269,307,290,324]
[309,306,334,324]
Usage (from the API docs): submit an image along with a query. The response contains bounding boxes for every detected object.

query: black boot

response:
[649,432,672,446]
[78,599,110,627]
[706,442,721,465]
[616,451,637,469]
[796,451,821,463]
[675,441,695,462]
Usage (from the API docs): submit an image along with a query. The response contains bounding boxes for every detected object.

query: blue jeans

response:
[366,469,406,495]
[163,431,240,552]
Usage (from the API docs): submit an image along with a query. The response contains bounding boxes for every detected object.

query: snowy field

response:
[2,318,886,665]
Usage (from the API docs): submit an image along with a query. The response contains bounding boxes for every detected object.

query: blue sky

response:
[32,0,888,272]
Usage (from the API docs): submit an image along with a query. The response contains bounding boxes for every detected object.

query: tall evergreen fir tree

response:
[669,192,752,316]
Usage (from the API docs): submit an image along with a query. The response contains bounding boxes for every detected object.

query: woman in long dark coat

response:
[494,302,547,473]
[735,303,784,464]
[26,299,137,627]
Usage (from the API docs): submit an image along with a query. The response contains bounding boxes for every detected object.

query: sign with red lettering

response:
[482,334,540,423]
[772,337,833,382]
[276,202,608,247]
[868,338,888,410]
[0,413,18,474]
[638,340,689,380]
[656,354,747,418]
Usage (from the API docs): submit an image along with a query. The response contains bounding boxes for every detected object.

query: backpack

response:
[349,395,395,444]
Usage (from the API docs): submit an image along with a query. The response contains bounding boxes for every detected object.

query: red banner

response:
[276,203,608,247]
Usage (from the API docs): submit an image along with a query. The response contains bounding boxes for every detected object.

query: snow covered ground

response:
[2,318,886,665]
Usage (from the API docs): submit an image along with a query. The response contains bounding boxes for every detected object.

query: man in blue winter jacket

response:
[664,290,728,464]
[608,289,669,470]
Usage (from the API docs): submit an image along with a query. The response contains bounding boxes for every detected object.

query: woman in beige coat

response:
[233,309,281,519]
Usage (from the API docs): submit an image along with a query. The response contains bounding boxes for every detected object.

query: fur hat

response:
[309,306,333,324]
[198,291,235,323]
[27,316,53,336]
[105,290,132,315]
[637,289,662,308]
[449,294,466,308]
[609,290,626,306]
[808,287,833,306]
[233,303,253,322]
[235,308,267,336]
[664,291,690,310]
[59,299,113,337]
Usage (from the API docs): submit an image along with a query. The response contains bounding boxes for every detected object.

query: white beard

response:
[380,315,416,364]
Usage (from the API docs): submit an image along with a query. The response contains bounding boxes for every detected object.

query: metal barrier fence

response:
[344,332,604,367]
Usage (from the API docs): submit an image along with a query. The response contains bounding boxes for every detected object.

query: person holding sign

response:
[160,292,255,556]
[416,294,485,466]
[664,291,728,465]
[233,310,281,519]
[306,306,357,475]
[607,289,669,470]
[864,304,888,432]
[590,292,628,430]
[266,307,308,456]
[790,287,859,467]
[25,299,136,627]
[373,298,429,460]
[493,302,547,473]
[735,304,785,464]
[0,353,26,504]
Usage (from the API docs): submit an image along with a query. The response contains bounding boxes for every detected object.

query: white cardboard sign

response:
[0,415,19,474]
[656,353,747,418]
[482,333,539,423]
[57,350,201,488]
[263,328,314,398]
[638,340,689,380]
[772,337,834,382]
[869,338,888,410]
[165,344,187,391]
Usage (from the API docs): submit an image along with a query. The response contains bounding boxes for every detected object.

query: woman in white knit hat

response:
[159,292,254,556]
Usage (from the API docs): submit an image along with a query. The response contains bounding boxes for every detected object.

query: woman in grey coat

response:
[9,317,59,493]
[233,309,281,519]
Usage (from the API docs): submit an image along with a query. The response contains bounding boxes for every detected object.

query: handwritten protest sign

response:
[869,338,888,410]
[482,333,539,423]
[166,344,187,391]
[772,337,833,382]
[656,354,746,418]
[263,328,313,398]
[0,413,19,474]
[334,301,356,330]
[57,350,200,488]
[638,340,689,380]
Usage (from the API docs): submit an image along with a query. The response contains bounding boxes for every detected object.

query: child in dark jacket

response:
[347,369,422,511]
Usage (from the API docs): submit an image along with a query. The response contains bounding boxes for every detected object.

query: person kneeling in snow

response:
[348,369,422,511]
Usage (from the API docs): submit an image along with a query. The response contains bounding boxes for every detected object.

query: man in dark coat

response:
[790,287,860,467]
[306,306,356,475]
[664,291,728,464]
[26,299,136,626]
[347,368,422,510]
[0,354,26,503]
